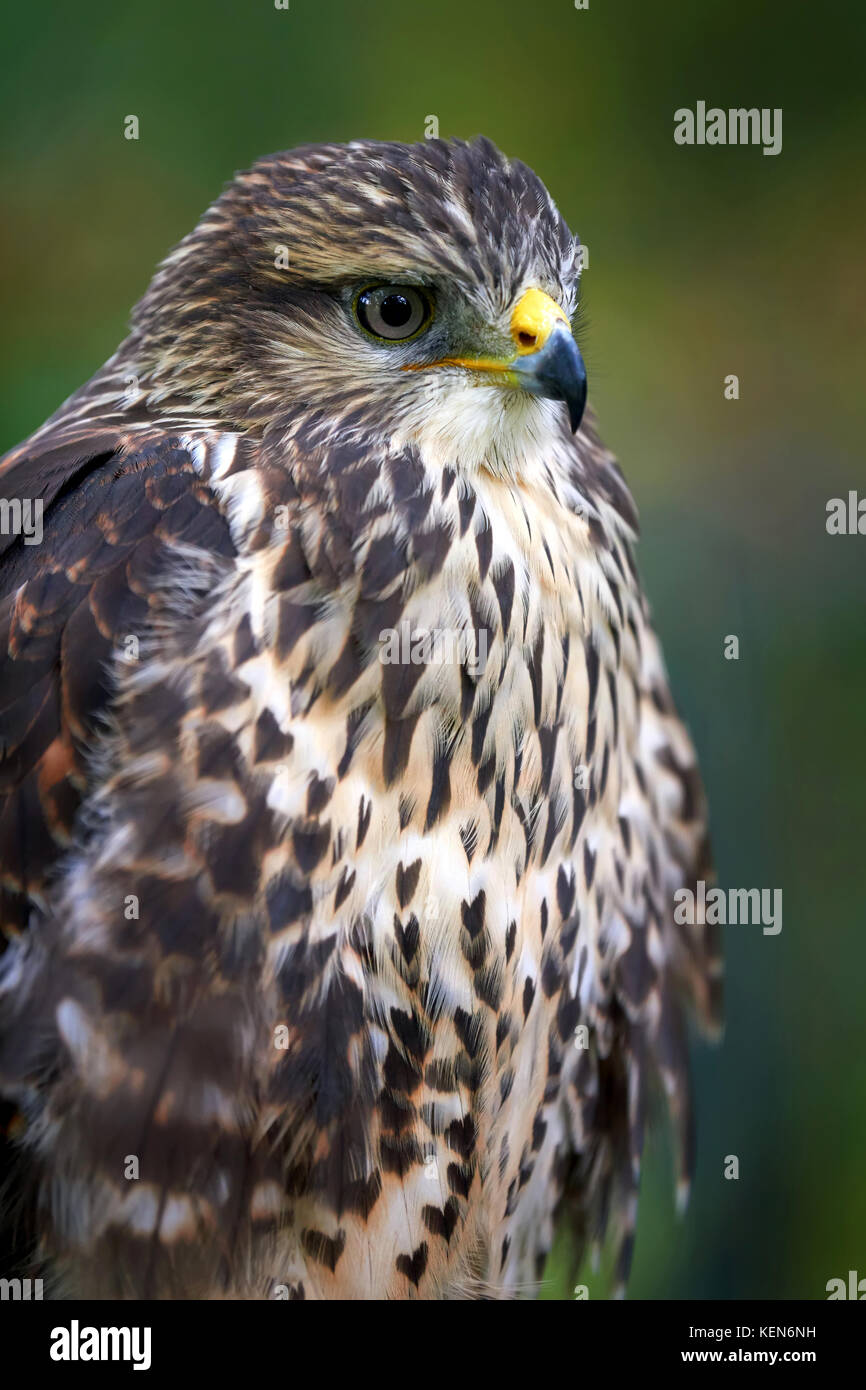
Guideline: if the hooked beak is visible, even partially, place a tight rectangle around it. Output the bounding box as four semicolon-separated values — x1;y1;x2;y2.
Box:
509;319;587;433
507;287;587;434
406;287;587;435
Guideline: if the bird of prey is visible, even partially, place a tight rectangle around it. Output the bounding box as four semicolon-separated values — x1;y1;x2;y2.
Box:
0;137;720;1299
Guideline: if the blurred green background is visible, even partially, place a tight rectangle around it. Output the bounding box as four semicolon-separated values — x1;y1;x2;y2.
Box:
2;0;864;1299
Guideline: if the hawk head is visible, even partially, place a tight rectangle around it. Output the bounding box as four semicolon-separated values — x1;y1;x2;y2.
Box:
131;137;587;476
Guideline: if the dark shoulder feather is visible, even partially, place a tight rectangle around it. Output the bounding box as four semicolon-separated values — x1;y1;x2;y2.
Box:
0;426;236;937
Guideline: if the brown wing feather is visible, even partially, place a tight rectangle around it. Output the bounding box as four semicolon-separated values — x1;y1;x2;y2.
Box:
563;605;721;1291
0;429;236;936
0;424;237;1281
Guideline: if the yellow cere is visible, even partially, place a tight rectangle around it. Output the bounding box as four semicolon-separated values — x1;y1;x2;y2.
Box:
509;288;568;355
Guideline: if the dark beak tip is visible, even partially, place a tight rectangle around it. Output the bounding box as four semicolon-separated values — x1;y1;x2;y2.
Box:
513;322;587;436
567;372;587;435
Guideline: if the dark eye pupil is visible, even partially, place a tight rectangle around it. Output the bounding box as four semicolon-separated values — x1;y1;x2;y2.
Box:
380;294;412;327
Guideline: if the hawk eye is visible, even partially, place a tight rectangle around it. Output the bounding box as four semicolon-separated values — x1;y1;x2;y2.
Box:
354;285;432;341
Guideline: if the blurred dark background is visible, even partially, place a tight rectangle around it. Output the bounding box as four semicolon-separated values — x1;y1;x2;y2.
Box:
2;0;863;1299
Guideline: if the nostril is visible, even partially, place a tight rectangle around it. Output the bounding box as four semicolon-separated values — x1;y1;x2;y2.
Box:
518;331;537;349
